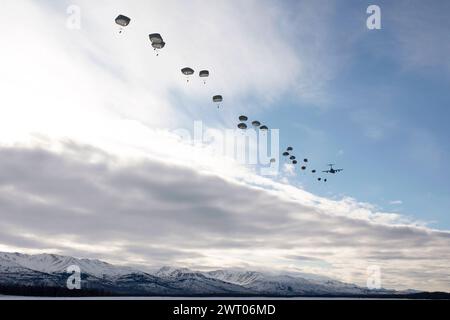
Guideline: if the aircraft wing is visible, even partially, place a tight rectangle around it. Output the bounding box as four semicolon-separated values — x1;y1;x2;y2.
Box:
322;170;330;173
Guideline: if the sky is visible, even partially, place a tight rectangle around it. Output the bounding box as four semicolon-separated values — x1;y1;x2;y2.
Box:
0;0;449;292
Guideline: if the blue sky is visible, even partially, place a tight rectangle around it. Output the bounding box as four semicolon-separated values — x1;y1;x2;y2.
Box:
234;0;450;229
0;0;449;291
176;0;450;228
275;36;450;228
282;0;450;229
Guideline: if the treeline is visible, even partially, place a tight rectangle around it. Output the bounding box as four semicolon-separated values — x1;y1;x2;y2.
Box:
1;284;449;299
0;284;115;297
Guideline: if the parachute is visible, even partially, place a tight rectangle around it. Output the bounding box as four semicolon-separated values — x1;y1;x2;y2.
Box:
304;159;308;163
237;123;247;130
149;33;165;48
312;170;316;173
181;67;195;83
318;178;322;181
199;70;209;77
213;95;223;108
301;166;306;170
270;158;276;163
324;179;327;182
212;95;223;102
283;152;289;157
149;33;165;55
239;115;248;122
115;15;131;34
115;15;131;27
181;67;194;76
292;160;298;165
212;95;223;109
287;147;293;151
260;125;268;131
199;70;209;84
252;121;261;127
290;156;296;160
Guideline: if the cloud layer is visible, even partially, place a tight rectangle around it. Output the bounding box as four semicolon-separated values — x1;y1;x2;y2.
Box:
0;141;448;292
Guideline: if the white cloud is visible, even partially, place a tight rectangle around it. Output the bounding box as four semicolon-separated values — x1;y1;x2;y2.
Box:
282;163;297;177
0;0;346;149
0;140;449;292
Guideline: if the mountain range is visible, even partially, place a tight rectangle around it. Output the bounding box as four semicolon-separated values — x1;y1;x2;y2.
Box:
0;252;447;298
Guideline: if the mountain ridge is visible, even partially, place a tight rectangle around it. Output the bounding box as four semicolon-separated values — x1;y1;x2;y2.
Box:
0;251;438;297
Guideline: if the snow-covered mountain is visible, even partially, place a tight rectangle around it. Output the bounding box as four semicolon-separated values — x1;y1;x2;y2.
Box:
0;252;136;277
205;269;393;296
206;270;264;286
0;251;418;297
